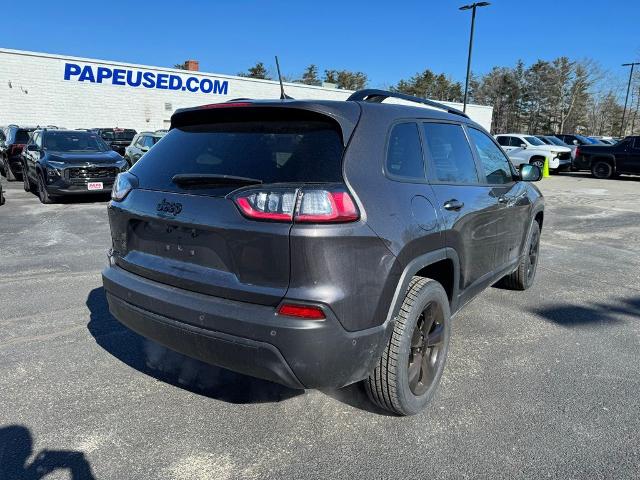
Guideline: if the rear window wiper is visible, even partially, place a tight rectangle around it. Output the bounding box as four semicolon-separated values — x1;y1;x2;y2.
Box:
171;174;263;187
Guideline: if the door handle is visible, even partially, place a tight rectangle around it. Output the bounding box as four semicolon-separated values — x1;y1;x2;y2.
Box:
443;199;464;211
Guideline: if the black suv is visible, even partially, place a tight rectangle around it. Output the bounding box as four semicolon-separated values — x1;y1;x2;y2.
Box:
0;125;36;181
102;90;544;415
573;136;640;178
22;129;129;203
92;128;137;155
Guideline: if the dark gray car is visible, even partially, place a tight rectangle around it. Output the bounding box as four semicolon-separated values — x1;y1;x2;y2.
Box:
102;90;544;415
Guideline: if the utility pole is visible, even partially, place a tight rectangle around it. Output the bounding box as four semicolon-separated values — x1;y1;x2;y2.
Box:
459;2;490;113
620;62;640;136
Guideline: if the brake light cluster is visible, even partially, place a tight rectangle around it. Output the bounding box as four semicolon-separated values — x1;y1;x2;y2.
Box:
233;188;359;224
9;144;24;156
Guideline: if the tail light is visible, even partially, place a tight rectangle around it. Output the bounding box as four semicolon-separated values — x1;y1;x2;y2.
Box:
233;187;359;224
9;144;24;156
574;146;580;158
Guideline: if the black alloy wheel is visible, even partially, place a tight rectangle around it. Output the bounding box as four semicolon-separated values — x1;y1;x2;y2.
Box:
408;301;446;396
37;173;53;204
591;160;613;179
526;223;540;283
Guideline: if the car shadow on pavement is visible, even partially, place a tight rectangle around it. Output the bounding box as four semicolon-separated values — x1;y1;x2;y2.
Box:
530;296;640;327
0;425;95;480
85;287;303;404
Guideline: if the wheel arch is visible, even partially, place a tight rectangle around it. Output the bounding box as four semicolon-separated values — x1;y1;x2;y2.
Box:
591;155;616;166
529;155;547;163
385;248;461;325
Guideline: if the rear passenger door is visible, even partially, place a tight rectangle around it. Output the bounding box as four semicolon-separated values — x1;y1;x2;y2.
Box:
422;121;502;298
466;127;529;270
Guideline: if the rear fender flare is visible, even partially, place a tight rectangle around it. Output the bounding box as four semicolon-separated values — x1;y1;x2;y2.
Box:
384;248;461;326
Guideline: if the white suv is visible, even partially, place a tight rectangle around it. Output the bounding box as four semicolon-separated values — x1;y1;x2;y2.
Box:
495;133;572;171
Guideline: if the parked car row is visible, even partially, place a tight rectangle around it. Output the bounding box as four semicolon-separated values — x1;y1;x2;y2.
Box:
494;132;640;179
495;133;572;172
0;125;166;203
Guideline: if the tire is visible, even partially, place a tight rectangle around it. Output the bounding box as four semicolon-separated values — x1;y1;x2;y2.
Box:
530;158;545;170
37;173;54;204
23;165;32;192
499;220;540;290
591;160;614;179
4;157;17;182
365;277;451;416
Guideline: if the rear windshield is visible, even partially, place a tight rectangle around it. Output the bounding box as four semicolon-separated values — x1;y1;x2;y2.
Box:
100;130;136;141
44;131;110;153
15;130;32;143
131;120;344;193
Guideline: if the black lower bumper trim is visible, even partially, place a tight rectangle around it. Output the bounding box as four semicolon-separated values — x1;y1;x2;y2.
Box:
106;292;305;389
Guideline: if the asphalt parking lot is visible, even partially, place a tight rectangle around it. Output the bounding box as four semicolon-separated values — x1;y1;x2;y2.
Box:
1;173;639;479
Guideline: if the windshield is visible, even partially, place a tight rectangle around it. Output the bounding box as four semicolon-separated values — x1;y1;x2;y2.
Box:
44;131;110;153
132;120;344;195
546;136;568;146
537;136;552;145
524;136;545;146
575;135;594;143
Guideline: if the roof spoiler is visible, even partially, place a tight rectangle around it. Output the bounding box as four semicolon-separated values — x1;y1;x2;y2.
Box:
347;89;469;119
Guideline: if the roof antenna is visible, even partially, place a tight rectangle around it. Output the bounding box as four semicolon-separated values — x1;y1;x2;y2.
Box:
275;56;293;100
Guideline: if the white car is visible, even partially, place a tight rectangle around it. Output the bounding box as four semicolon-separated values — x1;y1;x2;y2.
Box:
495;133;572;171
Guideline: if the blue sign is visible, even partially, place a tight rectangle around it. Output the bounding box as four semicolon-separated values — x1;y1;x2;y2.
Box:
63;62;228;95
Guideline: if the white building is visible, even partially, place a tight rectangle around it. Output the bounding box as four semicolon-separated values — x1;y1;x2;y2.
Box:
0;48;493;132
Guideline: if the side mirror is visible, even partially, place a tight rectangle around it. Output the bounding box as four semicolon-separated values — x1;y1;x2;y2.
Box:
520;164;542;182
27;144;39;151
520;143;527;149
572;140;579;145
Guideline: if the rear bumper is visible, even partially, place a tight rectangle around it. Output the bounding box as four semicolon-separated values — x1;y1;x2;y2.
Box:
102;264;391;389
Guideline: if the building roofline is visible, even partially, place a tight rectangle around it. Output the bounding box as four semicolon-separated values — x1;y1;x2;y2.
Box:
0;47;492;110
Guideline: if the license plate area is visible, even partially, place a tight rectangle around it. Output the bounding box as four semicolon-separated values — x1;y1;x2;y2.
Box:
88;182;103;190
128;220;228;271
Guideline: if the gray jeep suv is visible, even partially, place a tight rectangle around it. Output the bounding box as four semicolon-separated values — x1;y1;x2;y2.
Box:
102;90;544;415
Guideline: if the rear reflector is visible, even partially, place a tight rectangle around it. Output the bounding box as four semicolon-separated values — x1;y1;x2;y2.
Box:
277;304;326;320
233;187;359;224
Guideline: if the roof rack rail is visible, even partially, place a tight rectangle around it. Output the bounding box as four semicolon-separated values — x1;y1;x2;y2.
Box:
347;89;469;119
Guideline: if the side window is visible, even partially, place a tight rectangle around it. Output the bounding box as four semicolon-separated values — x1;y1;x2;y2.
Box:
34;133;42;148
422;123;479;184
468;128;514;185
0;129;5;142
510;136;524;147
496;136;509;146
143;136;155;148
385;122;425;181
632;137;640;150
134;136;144;147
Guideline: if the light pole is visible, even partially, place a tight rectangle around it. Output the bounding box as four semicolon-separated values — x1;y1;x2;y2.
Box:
460;2;490;113
620;62;640;136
